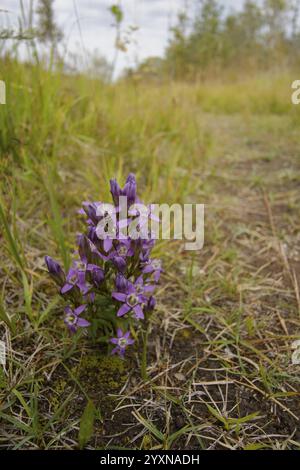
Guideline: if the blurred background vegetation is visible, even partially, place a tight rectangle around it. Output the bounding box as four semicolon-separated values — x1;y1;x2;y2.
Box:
130;0;300;81
2;1;300;81
1;0;299;202
0;0;299;227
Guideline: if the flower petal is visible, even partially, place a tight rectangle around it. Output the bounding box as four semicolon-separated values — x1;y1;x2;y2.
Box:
117;303;131;317
112;292;127;302
144;284;155;293
118;348;126;358
61;283;73;294
66;268;77;281
64;306;73;315
133;304;144;320
142;265;153;274
103;238;113;252
117;328;123;337
113;256;126;271
77;318;90;328
74;304;87;316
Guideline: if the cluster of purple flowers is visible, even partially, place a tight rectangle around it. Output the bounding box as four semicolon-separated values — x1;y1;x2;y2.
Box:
45;174;161;357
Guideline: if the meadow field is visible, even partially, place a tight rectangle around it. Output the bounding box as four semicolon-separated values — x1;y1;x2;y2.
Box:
0;59;300;449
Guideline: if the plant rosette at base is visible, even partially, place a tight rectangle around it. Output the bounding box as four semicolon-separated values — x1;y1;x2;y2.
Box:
45;174;161;358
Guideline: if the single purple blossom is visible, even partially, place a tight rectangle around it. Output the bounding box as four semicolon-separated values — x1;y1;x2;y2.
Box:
109;240;134;272
138;239;155;262
147;296;156;311
110;328;134;357
78;234;104;266
112;278;148;319
45;256;65;287
87;225;98;245
81;201;101;226
134;275;155;295
64;305;90;333
81;203;118;253
115;273;129;292
142;259;163;282
110;179;122;206
123;173;137;206
110;173;137;207
88;264;105;287
61;264;88;295
111;253;126;271
117;240;134;258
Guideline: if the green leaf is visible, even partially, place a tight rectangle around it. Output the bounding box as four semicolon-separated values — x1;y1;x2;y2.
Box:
244;443;268;450
132;411;164;442
206;404;228;427
12;389;31;418
78;400;96;449
167;425;192;448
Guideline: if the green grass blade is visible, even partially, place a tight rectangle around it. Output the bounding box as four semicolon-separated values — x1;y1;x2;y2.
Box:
43;171;70;271
0;195;24;271
78;400;96;450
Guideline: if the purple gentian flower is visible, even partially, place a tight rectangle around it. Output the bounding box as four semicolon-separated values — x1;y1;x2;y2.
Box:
110;253;126;272
138;239;155;262
123;173;137;206
81;201;101;226
82;203;118;253
61;264;88;295
110;173;137;207
61;240;104;295
134;275;155;295
95;222;116;253
117;240;134;258
88;264;104;287
110;328;134;357
142;259;163;282
87;225;98;245
109;240;134;272
64;305;90;333
115;273;129;292
110;179;122;206
78;233;104;266
45;256;65;287
147;296;156;311
112;277;148;319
